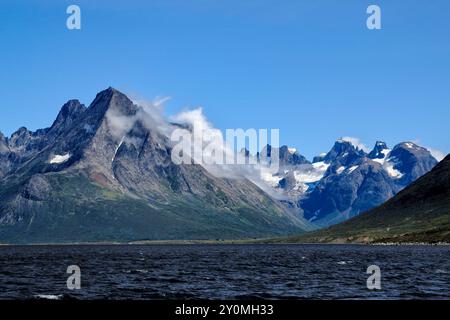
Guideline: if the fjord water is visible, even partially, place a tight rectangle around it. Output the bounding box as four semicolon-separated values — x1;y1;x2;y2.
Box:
0;244;448;300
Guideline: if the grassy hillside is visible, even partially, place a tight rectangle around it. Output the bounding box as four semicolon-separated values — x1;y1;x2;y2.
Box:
0;172;307;244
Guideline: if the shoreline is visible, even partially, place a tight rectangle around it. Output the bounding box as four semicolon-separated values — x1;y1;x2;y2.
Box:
0;240;449;246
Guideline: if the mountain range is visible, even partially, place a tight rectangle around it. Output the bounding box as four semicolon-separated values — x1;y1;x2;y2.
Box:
257;139;438;226
0;88;444;243
269;154;450;243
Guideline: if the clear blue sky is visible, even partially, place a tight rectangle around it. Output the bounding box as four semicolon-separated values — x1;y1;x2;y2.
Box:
1;0;449;160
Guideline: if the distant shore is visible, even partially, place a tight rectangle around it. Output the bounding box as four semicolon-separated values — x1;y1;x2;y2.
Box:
0;240;449;246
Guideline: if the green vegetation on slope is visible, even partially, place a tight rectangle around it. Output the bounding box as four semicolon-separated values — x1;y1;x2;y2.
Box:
0;172;306;244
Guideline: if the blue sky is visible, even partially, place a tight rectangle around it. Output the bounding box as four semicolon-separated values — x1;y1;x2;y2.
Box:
1;0;449;160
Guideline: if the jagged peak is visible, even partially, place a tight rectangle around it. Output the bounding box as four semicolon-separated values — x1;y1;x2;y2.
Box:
88;87;138;119
368;141;389;159
60;99;85;112
336;137;368;152
322;138;366;165
51;99;86;129
375;140;388;148
11;126;30;137
92;87;129;103
331;139;364;154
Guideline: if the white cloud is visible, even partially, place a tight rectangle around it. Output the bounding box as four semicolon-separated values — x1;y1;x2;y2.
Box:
107;99;286;199
106;96;174;141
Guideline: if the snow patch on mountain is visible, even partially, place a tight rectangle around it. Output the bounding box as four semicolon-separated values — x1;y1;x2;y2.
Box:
383;161;403;179
293;168;325;184
372;148;391;164
312;161;330;172
50;154;71;164
336;166;346;175
112;137;125;162
404;142;417;149
348;165;359;173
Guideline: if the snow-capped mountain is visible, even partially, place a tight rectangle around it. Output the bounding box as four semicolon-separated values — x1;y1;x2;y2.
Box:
259;138;439;226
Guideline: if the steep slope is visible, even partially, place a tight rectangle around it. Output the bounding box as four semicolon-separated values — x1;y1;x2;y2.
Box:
0;88;311;244
276;154;450;243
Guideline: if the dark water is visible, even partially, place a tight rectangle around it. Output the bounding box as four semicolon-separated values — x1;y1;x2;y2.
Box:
0;244;448;300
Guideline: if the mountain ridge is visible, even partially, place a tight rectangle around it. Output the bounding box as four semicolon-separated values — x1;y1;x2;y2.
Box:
0;87;443;243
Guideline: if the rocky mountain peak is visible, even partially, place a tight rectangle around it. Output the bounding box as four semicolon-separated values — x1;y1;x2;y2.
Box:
368;141;389;159
388;142;437;184
389;142;432;161
56;99;85;119
12;126;29;135
279;145;310;166
88;87;137;119
323;139;366;164
50;99;86;133
9;127;32;148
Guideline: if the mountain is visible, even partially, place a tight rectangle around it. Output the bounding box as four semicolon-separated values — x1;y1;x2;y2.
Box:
0;87;442;243
258;138;438;227
0;88;311;244
273;154;450;243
